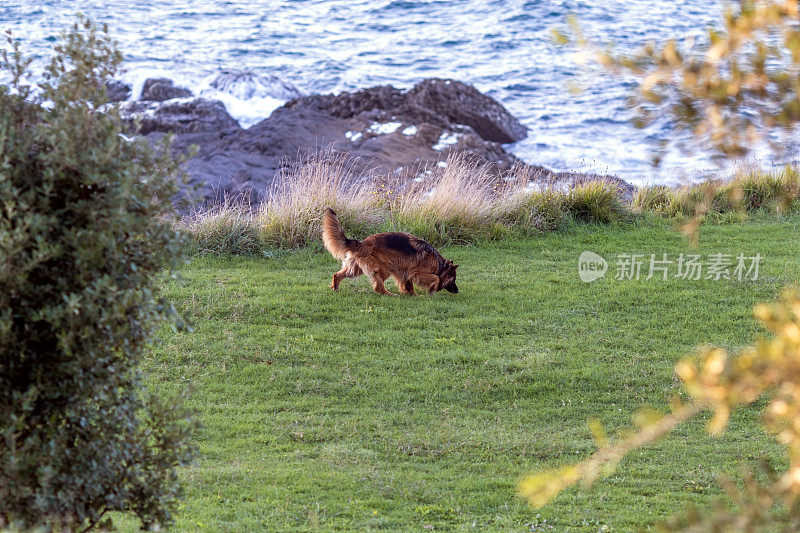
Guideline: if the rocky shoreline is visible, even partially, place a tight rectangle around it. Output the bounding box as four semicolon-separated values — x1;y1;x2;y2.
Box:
115;75;635;207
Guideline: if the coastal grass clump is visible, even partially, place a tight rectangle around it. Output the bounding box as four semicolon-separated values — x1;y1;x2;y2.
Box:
725;166;800;212
498;187;568;234
632;185;673;213
388;157;511;245
182;203;265;255
634;167;800;219
564;180;630;223
178;154;800;257
178;152;630;255
258;150;383;250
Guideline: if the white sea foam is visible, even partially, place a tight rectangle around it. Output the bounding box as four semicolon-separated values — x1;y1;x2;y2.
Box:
116;68;293;129
402;125;417;136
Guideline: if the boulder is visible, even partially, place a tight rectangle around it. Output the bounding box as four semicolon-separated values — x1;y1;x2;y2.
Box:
326;78;527;143
405;79;527;143
209;69;302;100
140;78;193;101
105;80;131;102
121;98;241;136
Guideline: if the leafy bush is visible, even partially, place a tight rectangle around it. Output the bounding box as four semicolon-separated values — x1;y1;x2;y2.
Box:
0;19;194;531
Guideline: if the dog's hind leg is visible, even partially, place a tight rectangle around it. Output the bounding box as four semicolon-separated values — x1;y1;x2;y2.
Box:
331;269;347;290
331;259;362;290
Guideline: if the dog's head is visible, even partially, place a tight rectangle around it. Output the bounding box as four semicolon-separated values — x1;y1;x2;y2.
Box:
437;259;459;293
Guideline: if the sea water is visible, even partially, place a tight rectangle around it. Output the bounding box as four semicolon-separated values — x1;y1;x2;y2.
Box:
3;1;777;185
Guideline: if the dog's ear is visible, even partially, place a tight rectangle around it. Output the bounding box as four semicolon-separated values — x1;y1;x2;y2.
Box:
453;264;459;269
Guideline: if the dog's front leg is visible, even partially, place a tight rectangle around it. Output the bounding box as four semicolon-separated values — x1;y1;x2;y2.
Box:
415;273;440;294
370;272;396;296
404;280;417;296
392;274;416;296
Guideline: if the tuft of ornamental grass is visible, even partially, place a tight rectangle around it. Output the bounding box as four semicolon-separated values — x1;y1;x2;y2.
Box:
633;185;673;213
499;187;568;234
177;159;800;256
180;202;264;255
723;166;800;212
388;155;509;244
564;180;629;223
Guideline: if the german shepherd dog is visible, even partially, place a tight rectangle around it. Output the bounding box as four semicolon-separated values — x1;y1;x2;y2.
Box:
322;209;459;295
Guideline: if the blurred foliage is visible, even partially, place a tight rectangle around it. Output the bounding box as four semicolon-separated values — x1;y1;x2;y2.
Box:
555;0;800;160
0;18;195;531
522;2;800;530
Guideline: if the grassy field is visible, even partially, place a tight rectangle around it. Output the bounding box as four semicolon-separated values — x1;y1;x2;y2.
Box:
135;215;800;531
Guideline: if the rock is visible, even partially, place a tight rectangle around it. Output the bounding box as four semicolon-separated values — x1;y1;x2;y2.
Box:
327;78;527;143
121;98;241;136
105;80;131;102
209;69;302;100
405;79;527;143
123;77;631;208
140;78;193;101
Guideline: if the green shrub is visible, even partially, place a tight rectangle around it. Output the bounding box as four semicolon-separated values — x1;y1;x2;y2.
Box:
0;19;194;531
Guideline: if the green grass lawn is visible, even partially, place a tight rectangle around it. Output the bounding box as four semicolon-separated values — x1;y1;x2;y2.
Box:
137;216;800;531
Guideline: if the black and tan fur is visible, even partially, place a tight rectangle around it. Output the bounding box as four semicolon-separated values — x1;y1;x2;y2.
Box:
322;208;459;295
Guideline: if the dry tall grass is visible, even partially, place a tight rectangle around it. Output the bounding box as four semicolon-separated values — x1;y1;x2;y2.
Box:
178;150;799;255
180;150;620;254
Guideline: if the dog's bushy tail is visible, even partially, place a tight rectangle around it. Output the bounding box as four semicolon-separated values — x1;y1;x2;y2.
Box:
322;208;358;260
